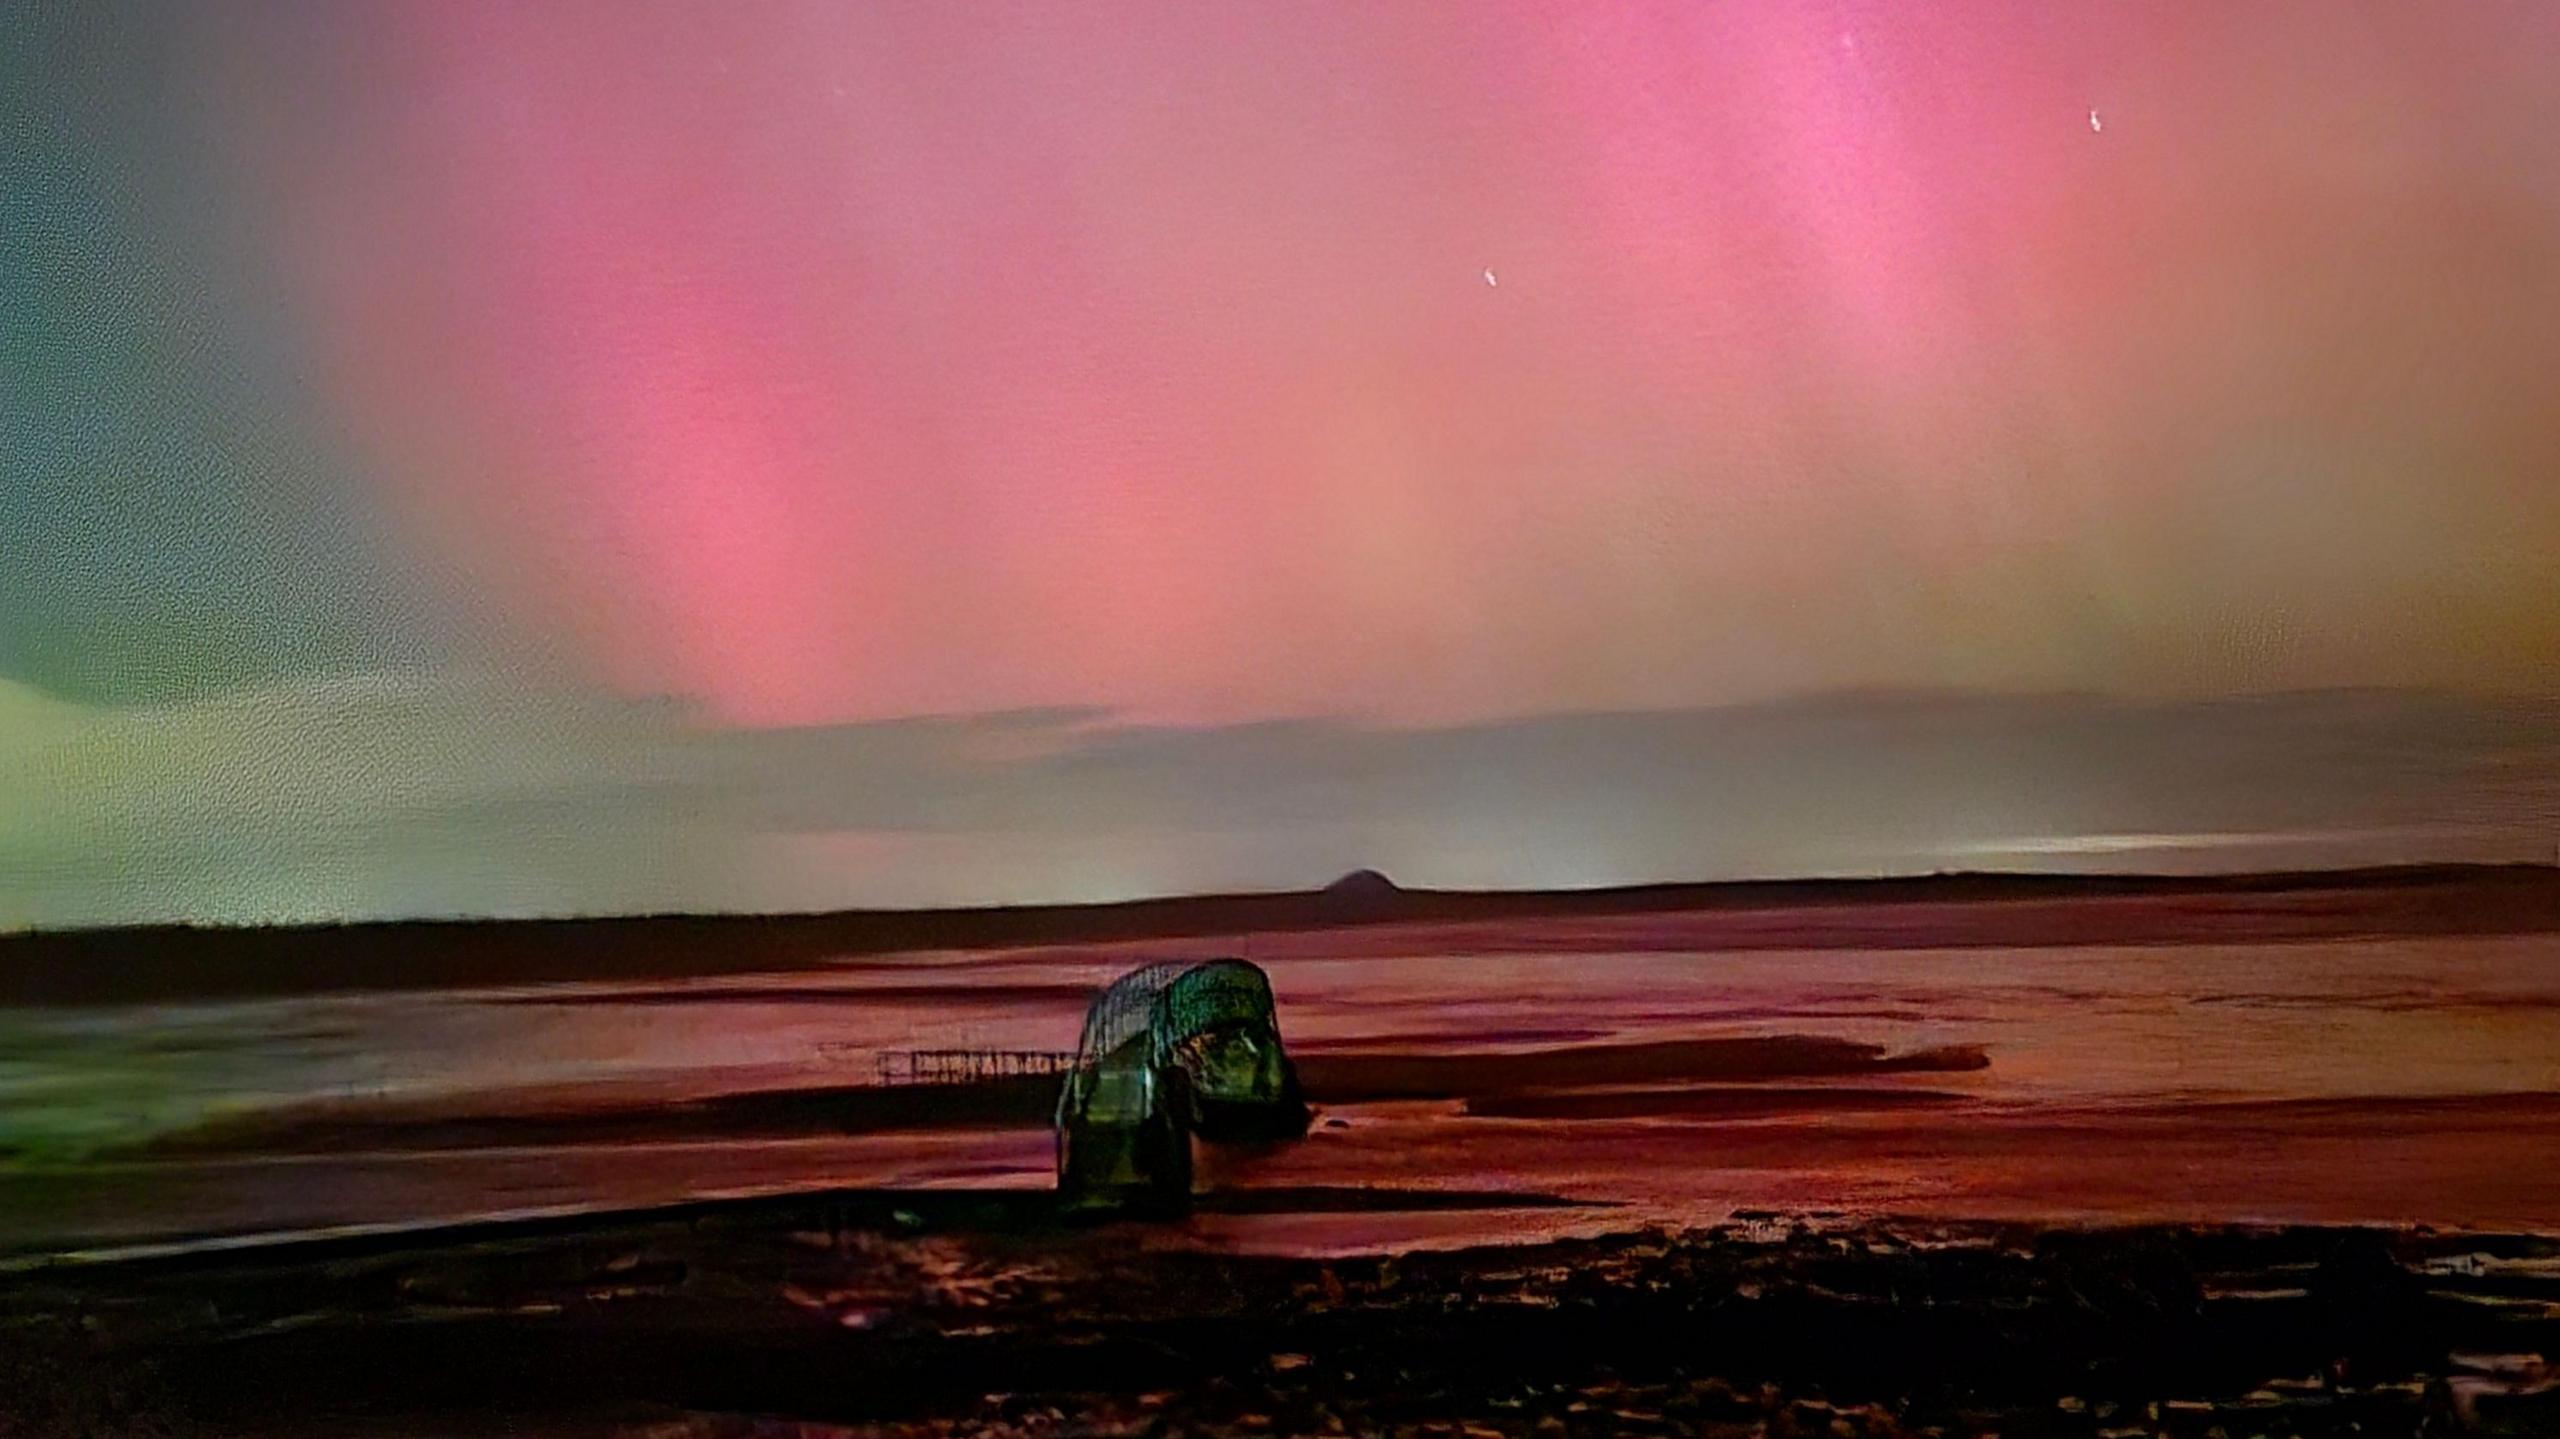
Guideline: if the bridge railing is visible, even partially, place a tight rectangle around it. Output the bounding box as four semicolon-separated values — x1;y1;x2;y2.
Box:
871;1048;1082;1087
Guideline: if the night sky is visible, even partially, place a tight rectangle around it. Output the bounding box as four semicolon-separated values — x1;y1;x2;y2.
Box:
6;2;2558;927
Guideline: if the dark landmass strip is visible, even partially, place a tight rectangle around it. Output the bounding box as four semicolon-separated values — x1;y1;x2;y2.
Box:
1461;1084;1979;1120
5;862;2557;1006
483;980;1110;1009
7;1189;2557;1438
131;1035;1990;1158
0;1185;1604;1274
1289;1025;1615;1052
1295;1036;1991;1102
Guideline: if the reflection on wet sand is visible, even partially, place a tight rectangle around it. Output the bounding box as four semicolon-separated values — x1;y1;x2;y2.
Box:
7;886;2560;1261
116;1035;1985;1158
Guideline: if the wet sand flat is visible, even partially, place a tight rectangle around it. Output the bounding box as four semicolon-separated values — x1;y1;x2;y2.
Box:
124;1035;1990;1158
12;916;2560;1257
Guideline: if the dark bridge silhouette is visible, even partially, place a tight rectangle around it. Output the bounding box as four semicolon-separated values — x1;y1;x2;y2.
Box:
1054;958;1310;1207
871;1048;1080;1086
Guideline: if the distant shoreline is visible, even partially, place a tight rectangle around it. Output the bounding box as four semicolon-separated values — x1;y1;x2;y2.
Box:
5;861;2556;1007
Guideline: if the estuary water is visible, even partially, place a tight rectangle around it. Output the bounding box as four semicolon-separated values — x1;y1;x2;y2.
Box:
7;913;2560;1257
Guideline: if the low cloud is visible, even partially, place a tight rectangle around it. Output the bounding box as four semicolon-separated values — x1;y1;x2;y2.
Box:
6;674;2555;929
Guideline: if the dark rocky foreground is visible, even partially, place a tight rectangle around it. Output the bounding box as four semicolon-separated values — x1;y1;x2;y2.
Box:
6;1191;2560;1437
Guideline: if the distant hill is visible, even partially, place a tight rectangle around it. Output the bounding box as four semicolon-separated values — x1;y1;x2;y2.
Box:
3;863;2557;1007
1317;868;1403;915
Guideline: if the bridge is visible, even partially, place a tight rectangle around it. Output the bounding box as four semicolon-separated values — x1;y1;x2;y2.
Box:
1052;958;1310;1208
871;1049;1080;1086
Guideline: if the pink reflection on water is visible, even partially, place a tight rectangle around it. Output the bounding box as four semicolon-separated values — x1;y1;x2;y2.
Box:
11;927;2560;1256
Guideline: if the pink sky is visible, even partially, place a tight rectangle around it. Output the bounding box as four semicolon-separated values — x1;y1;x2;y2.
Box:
200;0;2560;726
